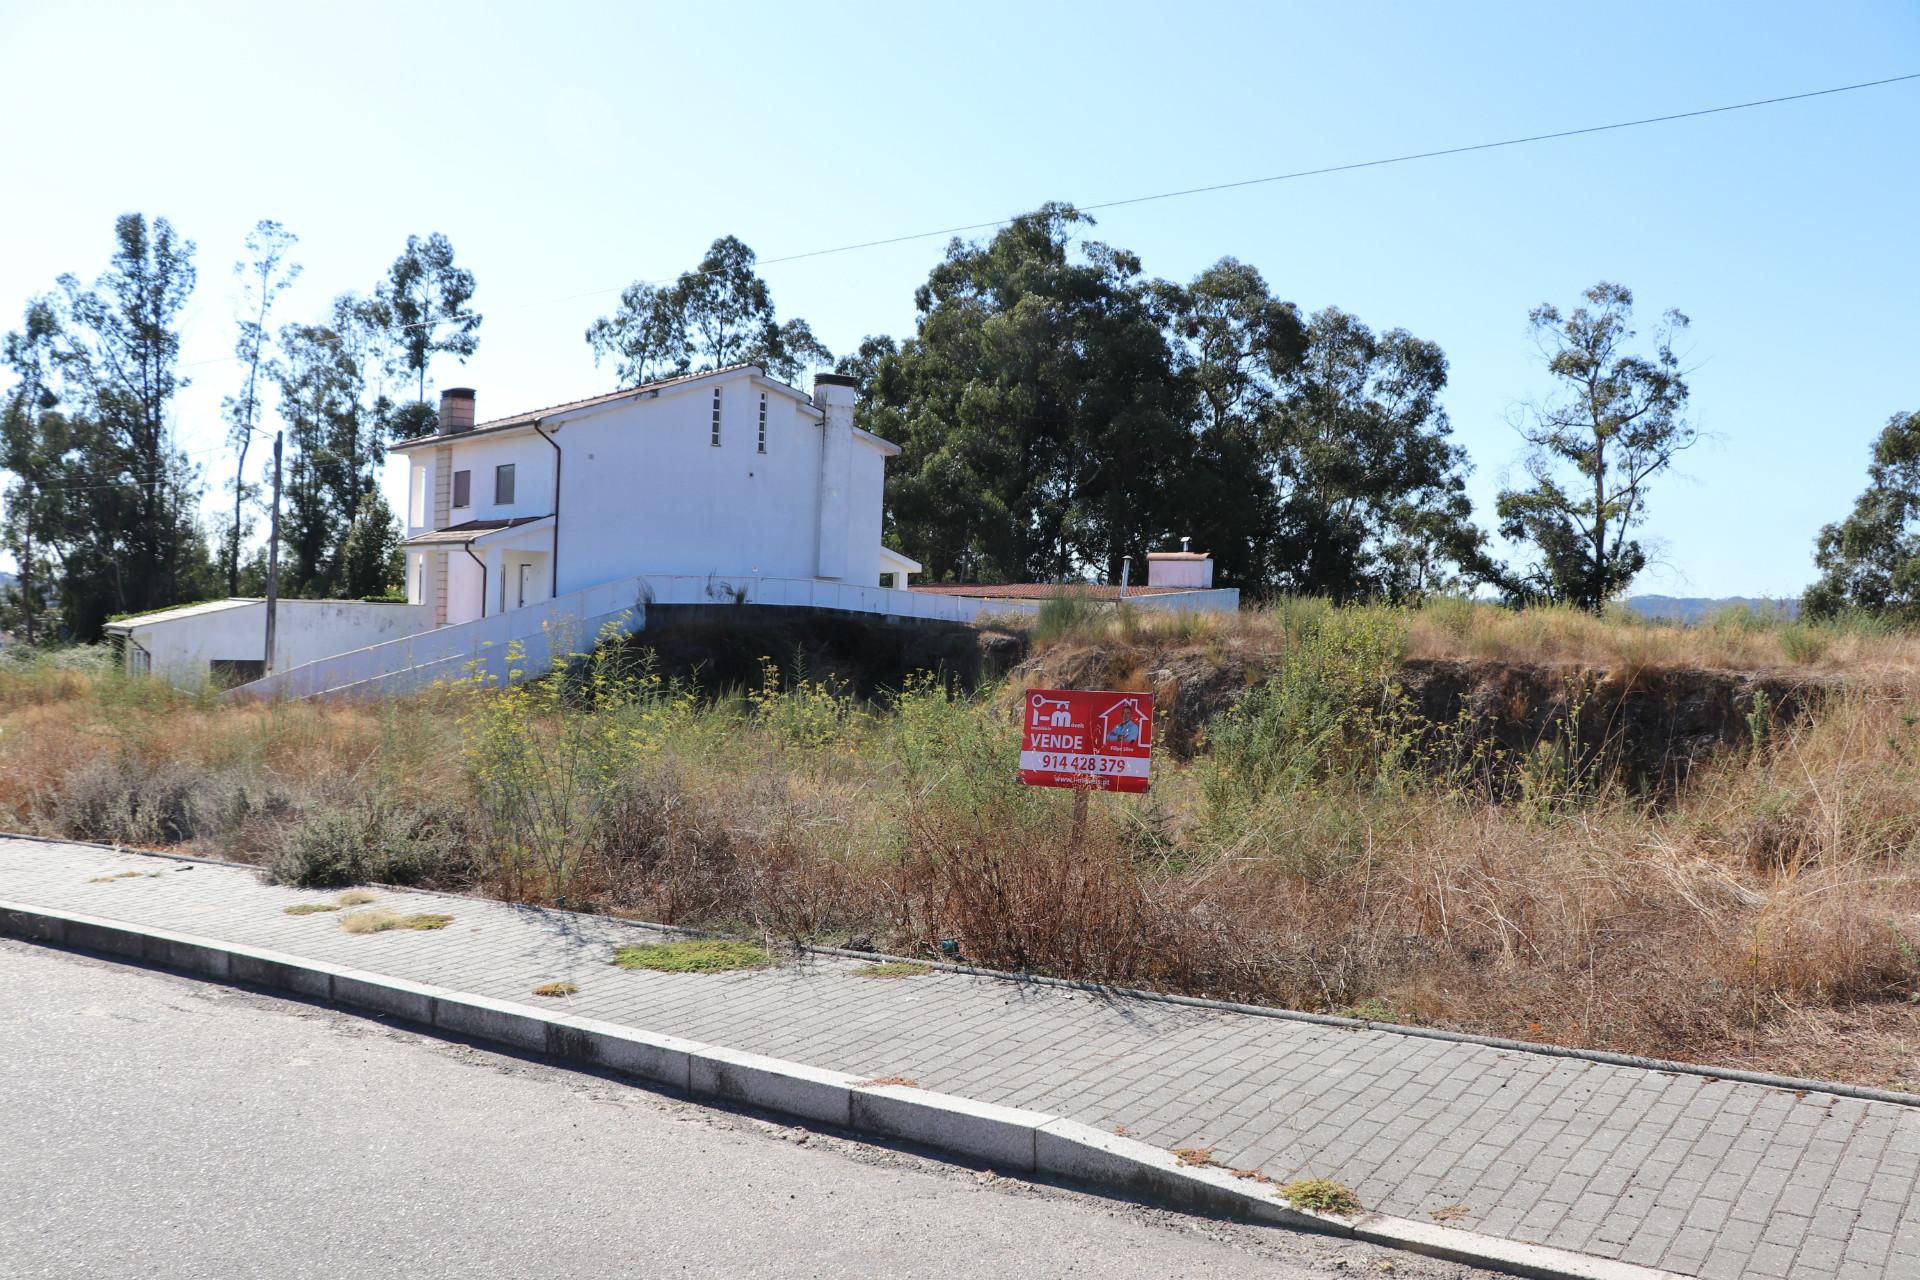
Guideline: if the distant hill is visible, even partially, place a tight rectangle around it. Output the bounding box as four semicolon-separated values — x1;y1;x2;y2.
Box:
1623;595;1799;625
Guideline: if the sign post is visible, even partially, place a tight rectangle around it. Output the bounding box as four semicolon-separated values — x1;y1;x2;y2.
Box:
1019;688;1155;795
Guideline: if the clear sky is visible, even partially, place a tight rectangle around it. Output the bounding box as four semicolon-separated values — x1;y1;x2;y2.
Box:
1;0;1915;598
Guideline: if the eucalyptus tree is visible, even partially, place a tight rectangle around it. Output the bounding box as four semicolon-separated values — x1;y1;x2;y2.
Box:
50;214;216;632
586;235;830;386
222;219;300;594
1803;410;1920;620
381;232;480;403
1495;282;1693;611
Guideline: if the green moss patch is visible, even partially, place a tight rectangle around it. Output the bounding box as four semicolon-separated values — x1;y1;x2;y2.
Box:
611;940;770;973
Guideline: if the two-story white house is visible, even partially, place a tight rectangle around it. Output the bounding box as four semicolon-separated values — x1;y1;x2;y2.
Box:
394;365;915;625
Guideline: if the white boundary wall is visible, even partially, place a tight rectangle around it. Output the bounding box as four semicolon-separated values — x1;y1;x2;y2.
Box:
227;575;1240;702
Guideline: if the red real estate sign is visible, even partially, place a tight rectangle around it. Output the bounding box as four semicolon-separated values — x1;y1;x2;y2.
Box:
1018;688;1154;794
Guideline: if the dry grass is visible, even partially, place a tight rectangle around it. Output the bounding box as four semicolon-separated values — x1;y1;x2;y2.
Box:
282;902;339;915
850;961;932;979
531;981;579;997
339;908;453;934
4;607;1920;1090
1028;594;1920;675
336;889;378;906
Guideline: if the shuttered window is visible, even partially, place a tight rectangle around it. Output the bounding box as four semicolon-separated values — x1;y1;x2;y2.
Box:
711;387;723;446
757;393;767;453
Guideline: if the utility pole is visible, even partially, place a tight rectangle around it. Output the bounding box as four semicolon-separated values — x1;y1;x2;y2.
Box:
263;430;282;674
21;479;34;646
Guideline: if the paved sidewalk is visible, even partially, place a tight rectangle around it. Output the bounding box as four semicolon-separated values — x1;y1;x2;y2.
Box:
5;837;1918;1280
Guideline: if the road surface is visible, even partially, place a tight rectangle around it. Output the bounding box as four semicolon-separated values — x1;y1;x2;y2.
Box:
0;939;1485;1279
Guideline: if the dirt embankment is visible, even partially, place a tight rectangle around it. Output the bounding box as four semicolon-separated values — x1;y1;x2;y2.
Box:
1015;640;1841;787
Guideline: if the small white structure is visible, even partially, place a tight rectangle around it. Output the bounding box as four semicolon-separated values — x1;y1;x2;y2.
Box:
106;598;431;688
1146;545;1214;589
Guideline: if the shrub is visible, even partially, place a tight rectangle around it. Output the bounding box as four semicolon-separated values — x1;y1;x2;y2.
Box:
51;754;250;847
266;795;475;889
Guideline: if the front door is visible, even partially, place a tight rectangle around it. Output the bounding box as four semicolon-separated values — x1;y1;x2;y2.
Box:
517;562;534;609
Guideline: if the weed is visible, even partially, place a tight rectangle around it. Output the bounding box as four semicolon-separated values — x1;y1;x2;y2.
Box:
1276;1178;1362;1216
340;908;454;934
1429;1203;1470;1223
1173;1146;1221;1168
610;939;770;973
336;889;377;906
856;1075;921;1088
282;902;339;915
531;981;579;997
851;962;931;979
87;870;143;882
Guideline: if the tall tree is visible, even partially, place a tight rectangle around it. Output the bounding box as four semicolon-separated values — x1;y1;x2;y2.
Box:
272;321;357;594
1274;308;1490;600
1803;410;1920;620
1495;282;1692;611
859;206;1190;583
381;232;479;403
222;220;300;595
49;214;215;633
1154;261;1301;589
0;299;68;640
587;235;831;386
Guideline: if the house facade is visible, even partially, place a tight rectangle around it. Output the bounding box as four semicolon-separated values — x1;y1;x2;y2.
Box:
394;366;910;626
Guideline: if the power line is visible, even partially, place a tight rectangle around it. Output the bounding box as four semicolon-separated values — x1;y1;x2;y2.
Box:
102;69;1920;376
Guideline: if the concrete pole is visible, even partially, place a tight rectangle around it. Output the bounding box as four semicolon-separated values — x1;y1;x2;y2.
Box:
264;431;282;674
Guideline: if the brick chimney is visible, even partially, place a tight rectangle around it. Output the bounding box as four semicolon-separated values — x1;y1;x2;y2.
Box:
438;387;476;434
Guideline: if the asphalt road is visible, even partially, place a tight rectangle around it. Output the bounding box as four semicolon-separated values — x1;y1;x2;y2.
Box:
0;939;1490;1279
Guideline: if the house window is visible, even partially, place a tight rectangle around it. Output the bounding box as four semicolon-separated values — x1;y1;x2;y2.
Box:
711;387;722;446
452;469;471;508
495;463;515;505
757;393;767;453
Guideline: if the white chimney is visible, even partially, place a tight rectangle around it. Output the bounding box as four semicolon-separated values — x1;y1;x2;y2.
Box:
813;373;858;581
438;387;476;434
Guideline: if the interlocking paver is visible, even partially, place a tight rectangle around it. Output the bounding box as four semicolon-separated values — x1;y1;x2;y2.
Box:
6;835;1919;1280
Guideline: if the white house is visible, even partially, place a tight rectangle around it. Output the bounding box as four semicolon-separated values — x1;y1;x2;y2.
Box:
393;366;910;624
111;364;1238;697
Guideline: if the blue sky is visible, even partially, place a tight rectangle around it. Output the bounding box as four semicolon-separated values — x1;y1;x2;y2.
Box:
0;0;1915;597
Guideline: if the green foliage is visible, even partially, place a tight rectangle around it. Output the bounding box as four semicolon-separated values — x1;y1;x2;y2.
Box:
1276;1178;1362;1216
745;657;857;765
1203;606;1407;805
340;487;403;600
1033;588;1098;645
1804;410;1920;622
266;794;474;889
585;235;829;386
381;231;480;402
1496;282;1693;612
610;939;770;972
462;619;695;897
3;214;217;639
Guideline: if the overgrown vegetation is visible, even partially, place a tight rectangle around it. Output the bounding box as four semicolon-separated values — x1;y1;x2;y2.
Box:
5;600;1920;1089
